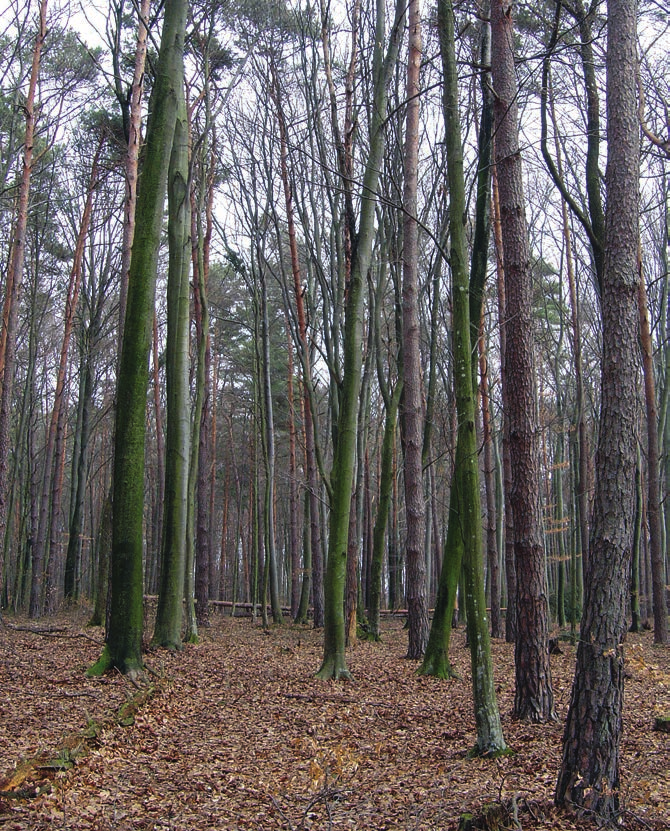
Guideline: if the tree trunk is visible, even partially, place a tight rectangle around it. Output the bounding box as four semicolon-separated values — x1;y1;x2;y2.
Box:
29;135;103;617
90;0;187;677
637;271;668;642
491;166;516;644
401;0;429;661
316;0;404;679
431;0;506;755
153;65;191;650
491;0;555;722
556;0;640;814
0;0;48;610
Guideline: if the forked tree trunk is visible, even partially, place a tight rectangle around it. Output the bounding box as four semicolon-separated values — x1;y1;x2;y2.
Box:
316;0;404;679
431;0;506;755
556;0;640;815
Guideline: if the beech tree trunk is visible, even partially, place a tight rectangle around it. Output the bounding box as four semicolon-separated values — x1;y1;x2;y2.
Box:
316;0;403;679
153;66;191;650
89;0;187;677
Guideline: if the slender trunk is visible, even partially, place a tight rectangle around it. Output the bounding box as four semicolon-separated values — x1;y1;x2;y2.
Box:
480;316;501;638
637;267;668;642
317;0;404;678
0;0;48;608
30;137;102;617
423;0;505;754
491;167;516;644
401;0;429;660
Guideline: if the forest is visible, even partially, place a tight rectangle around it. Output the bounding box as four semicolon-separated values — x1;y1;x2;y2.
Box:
0;0;668;827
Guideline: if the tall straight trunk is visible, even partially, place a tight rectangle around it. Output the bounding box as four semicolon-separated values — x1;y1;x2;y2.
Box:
44;394;68;614
286;316;300;619
368;386;401;640
147;314;165;595
192;131;215;631
259;267;282;626
480;317;501;638
630;447;643;632
90;0;187;676
270;68;323;625
29;137;103;617
117;0;151;349
491;166;516;643
0;0;48;610
420;6;495;674
556;0;640;815
153;67;191;650
637;271;668;642
401;0;429;660
64;341;94;601
491;0;555;722
426;0;505;754
316;0;404;679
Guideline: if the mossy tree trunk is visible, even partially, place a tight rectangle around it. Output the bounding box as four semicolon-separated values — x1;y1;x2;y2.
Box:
90;0;187;676
420;2;494;677
316;0;404;679
422;0;506;757
153;59;191;650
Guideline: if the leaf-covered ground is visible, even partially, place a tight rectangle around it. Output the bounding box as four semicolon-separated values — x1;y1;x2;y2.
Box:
0;612;668;830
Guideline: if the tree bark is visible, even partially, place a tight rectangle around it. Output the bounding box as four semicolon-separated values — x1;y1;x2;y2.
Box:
90;0;187;677
491;0;555;722
0;0;48;611
153;64;191;650
556;0;641;815
401;0;429;660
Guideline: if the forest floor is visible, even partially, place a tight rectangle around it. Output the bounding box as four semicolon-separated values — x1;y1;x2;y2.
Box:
0;611;668;831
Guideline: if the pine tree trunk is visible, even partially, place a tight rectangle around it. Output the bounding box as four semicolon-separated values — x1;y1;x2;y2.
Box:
29;136;102;617
0;0;48;609
492;0;554;721
556;0;640;814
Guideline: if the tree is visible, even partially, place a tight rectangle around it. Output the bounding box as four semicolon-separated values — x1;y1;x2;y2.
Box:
491;0;555;723
316;0;404;679
400;0;429;661
0;0;48;615
152;47;191;650
437;0;506;755
89;0;188;676
555;0;641;816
